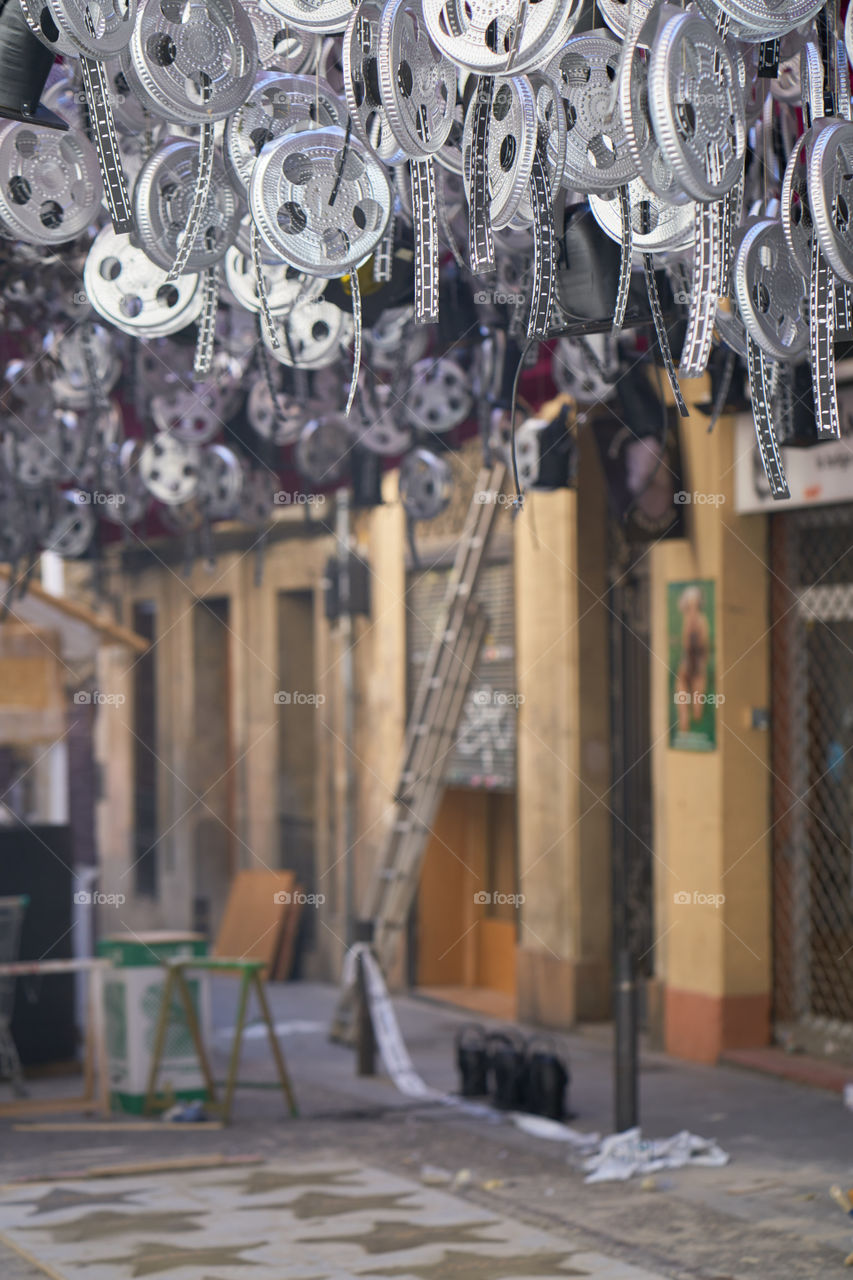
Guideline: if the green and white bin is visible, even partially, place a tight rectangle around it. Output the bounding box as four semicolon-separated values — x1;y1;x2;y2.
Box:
97;932;211;1114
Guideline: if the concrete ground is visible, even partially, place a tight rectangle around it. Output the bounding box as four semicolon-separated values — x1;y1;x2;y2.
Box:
1;981;853;1278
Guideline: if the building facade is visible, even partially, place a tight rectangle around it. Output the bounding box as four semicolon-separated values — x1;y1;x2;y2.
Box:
87;383;853;1066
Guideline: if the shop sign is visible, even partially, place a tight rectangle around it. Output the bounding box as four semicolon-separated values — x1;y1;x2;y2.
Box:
735;400;853;513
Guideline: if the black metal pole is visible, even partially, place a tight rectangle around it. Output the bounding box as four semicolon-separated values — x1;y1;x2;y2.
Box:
354;920;376;1076
610;553;639;1132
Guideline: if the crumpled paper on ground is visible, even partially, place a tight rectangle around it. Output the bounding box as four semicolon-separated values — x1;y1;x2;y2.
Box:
582;1127;730;1183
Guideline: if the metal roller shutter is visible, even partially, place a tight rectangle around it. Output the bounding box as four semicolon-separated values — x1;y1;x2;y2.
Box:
406;559;517;791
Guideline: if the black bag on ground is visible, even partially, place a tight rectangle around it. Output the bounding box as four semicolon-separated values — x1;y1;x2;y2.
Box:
455;1023;488;1097
522;1036;571;1121
486;1029;527;1110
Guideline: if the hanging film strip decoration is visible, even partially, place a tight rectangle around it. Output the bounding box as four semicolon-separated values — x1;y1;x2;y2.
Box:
526;140;555;339
346;267;362;417
803;42;842;439
79;38;134;233
166;118;216;283
638;204;688;418
613;184;632;334
746;336;789;500
680;200;723;378
194;266;220;377
468;76;495;273
810;231;841;439
251;222;281;351
410;157;439;324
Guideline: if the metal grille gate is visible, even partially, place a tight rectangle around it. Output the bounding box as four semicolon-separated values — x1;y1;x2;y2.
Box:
772;504;853;1053
406;559;516;792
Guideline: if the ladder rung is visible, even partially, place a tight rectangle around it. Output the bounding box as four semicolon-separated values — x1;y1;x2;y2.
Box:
353;462;506;977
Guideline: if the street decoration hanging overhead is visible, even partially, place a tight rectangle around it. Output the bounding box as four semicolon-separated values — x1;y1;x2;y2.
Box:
0;0;849;576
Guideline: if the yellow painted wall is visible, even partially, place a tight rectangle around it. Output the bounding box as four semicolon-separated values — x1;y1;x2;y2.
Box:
650;385;771;1057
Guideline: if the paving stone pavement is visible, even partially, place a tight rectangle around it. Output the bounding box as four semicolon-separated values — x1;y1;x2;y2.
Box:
0;1158;672;1280
1;982;852;1278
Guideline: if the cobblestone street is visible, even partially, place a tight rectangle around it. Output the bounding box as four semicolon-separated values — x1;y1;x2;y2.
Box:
2;986;851;1279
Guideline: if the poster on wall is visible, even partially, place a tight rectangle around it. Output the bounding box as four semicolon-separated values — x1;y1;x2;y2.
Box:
667;580;718;752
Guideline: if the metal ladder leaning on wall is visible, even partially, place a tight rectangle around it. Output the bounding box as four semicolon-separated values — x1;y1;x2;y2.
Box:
330;458;508;1042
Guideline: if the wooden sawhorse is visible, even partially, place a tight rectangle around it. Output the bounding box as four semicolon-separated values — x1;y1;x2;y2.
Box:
143;958;298;1124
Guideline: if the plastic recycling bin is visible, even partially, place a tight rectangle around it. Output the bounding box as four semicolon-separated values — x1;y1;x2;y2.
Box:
97;932;210;1114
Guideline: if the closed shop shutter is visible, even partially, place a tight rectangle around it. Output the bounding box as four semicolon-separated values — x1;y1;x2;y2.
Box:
406;559;516;790
772;505;853;1052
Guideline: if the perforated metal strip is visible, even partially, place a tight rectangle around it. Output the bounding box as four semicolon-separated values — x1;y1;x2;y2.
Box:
679;201;721;378
410;157;439;325
772;361;794;443
81;8;133;233
838;39;851;119
836;280;853;331
526;143;555;339
166;119;216;283
746;335;789;499
444;0;464;37
612;183;632;333
504;0;529;75
373;183;396;284
469;76;495;274
719;181;741;297
816;4;838;117
643;253;688;417
758;39;780;77
810;235;840;439
193;265;219;377
80;56;133;233
251;222;281;350
345;265;362;418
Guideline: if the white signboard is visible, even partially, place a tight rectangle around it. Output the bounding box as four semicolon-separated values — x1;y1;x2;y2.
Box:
735;389;853;513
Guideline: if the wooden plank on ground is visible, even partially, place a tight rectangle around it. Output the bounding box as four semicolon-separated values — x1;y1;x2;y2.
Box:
212;870;296;975
272;887;303;982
